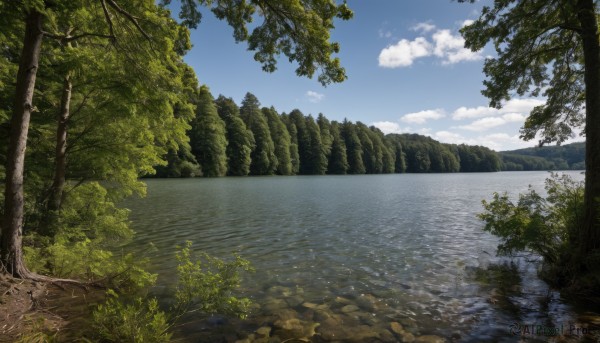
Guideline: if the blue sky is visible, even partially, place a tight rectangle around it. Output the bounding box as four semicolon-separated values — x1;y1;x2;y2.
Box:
182;1;582;151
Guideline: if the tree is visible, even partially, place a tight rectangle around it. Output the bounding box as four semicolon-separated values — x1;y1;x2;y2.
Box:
163;0;353;86
460;0;599;258
317;113;333;161
327;121;349;174
282;114;300;174
386;134;407;173
305;115;328;175
215;96;254;176
263;107;293;175
240;93;276;175
1;0;353;278
341;119;365;174
189;87;228;177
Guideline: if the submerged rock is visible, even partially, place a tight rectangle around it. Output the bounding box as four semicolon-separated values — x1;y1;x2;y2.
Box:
285;295;304;307
273;318;319;340
355;294;378;311
301;302;318;309
400;332;416;343
414;335;445;343
264;298;288;312
334;296;353;305
390;321;404;334
255;326;271;337
341;304;359;313
273;308;300;322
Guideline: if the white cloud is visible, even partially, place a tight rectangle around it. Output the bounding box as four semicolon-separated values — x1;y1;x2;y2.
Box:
461;19;475;28
502;112;526;122
502;98;545;113
411;22;436;33
378;37;432;68
433;131;473;145
371;121;410;134
452;106;497;120
401;109;445;124
432;29;482;65
306;90;324;103
432;131;536;151
458;117;506;131
452;98;545;120
474;133;533;151
378;20;482;68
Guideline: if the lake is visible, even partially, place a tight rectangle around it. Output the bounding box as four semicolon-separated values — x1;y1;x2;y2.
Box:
124;171;599;342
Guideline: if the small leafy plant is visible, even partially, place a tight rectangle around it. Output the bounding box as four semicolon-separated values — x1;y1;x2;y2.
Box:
91;241;252;342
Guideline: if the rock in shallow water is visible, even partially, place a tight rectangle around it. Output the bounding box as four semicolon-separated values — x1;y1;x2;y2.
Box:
255;326;271;337
273;318;319;340
414;334;445;343
390;321;404;334
341;304;359;313
285;295;304;307
400;332;416;343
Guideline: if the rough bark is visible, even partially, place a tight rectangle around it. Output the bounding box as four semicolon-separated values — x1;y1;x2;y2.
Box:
50;71;72;211
578;0;600;257
0;10;44;278
40;73;72;236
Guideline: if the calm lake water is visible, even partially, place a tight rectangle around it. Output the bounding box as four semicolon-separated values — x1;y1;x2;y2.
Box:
124;171;599;342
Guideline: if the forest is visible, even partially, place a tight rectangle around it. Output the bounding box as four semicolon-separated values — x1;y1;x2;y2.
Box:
153;91;585;177
499;142;585;171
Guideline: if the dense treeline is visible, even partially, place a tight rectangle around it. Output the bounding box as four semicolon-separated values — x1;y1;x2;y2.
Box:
155;91;505;176
499;143;585;171
152;88;587;176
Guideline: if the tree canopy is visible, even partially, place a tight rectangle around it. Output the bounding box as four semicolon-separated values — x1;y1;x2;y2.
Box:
461;0;600;278
161;0;353;85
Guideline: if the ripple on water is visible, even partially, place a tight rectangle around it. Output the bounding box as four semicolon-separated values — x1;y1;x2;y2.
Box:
119;172;599;342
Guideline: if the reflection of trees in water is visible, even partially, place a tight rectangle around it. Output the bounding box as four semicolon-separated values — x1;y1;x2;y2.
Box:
466;261;599;343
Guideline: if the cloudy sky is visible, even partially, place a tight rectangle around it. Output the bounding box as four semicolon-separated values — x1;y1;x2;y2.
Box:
182;0;583;151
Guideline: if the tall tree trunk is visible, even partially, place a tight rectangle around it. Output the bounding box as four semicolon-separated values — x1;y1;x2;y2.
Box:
40;73;72;236
578;0;600;258
0;10;44;277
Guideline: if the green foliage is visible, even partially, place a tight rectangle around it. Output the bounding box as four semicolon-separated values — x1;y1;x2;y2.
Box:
162;0;353;85
263;107;293;175
173;241;253;318
189;87;228;177
216;95;255;176
15;317;59;343
23;183;157;289
500;153;558;171
456;143;501;172
500;142;586;171
327;121;348;174
284;118;301;175
460;0;586;145
303;115;328;175
92;242;252;342
479;173;584;265
93;290;171;343
154;148;202;178
241;93;276;175
341;119;365;174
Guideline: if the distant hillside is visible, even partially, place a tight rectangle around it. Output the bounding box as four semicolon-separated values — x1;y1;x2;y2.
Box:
499;142;585;171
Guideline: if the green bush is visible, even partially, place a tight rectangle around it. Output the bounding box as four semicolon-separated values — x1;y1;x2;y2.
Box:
91;241;252;342
479;173;584;284
23;182;157;290
93;290;171;343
